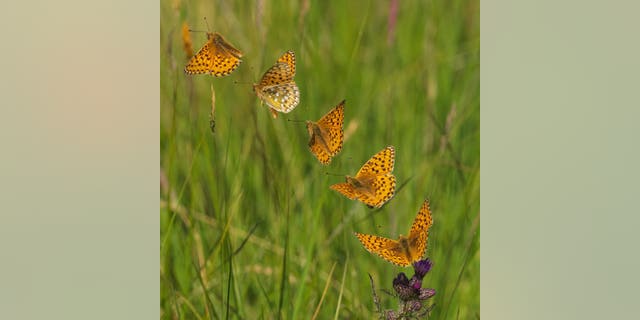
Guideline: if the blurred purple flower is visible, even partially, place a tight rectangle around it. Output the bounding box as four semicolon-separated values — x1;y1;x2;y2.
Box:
409;276;422;290
406;300;422;312
371;258;436;318
393;272;418;301
392;272;409;287
413;258;432;280
385;310;397;320
419;288;436;300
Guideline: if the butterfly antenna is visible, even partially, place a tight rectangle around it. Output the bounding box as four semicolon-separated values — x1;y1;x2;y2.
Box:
286;119;306;123
188;29;208;33
203;17;211;32
324;172;344;177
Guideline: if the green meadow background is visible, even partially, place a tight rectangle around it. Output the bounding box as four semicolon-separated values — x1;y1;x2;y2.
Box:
161;0;478;318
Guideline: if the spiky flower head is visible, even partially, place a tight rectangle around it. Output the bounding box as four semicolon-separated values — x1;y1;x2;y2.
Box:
412;259;432;280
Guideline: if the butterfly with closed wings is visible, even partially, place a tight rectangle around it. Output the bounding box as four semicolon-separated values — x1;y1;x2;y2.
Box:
253;51;300;118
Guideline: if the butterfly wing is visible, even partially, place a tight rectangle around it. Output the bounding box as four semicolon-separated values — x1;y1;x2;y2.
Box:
185;32;243;76
258;62;294;86
207;33;243;77
256;81;300;115
316;100;345;156
213;33;243;59
378;246;411;266
358;173;396;208
356;146;395;178
254;55;300;117
308;101;345;164
407;199;434;261
307;123;332;164
355;233;410;266
185;34;214;75
277;50;296;77
347;146;396;207
330;183;358;200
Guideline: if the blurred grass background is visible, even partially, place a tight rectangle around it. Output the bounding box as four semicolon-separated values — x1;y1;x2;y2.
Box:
161;0;478;318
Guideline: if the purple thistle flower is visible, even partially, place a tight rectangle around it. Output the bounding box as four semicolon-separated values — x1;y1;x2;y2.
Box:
385;310;397;320
409;276;422;290
392;272;409;287
393;272;419;301
406;300;422;312
419;288;436;300
412;259;432;280
371;258;436;318
393;283;418;301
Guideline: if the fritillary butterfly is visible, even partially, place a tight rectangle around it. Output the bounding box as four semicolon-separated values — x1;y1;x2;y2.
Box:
184;32;243;76
306;100;345;164
355;199;434;266
330;146;396;208
253;51;300;118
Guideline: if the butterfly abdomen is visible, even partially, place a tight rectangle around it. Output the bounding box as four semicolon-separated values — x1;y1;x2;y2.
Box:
398;235;419;264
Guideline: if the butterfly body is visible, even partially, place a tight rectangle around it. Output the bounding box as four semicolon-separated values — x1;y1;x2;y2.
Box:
253;51;300;118
397;235;422;262
330;146;396;208
306;101;345;164
307;123;331;153
355;199;434;266
345;175;376;198
184;32;243;76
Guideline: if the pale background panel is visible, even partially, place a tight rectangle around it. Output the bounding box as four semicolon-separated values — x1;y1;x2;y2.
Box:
0;0;158;319
482;1;640;319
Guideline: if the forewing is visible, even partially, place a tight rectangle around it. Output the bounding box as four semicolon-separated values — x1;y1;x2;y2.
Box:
277;50;296;76
379;247;411;266
363;173;396;208
316;100;345;155
308;129;332;164
209;52;241;76
355;233;410;266
356;146;395;178
213;32;243;59
330;183;358;200
259;62;294;86
205;33;243;76
184;38;213;74
408;199;434;259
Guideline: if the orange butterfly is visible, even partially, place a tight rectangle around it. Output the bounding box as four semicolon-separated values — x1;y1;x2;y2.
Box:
330;146;396;208
253;51;300;118
306;100;345;164
184;32;243;76
355;199;434;266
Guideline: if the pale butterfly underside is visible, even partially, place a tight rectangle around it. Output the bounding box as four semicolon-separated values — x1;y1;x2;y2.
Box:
306;100;345;165
355;199;434;266
330;146;396;208
253;50;300;118
184;32;243;76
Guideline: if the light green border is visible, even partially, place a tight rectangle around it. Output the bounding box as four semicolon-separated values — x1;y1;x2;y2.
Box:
0;1;158;319
482;1;640;319
4;0;640;318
